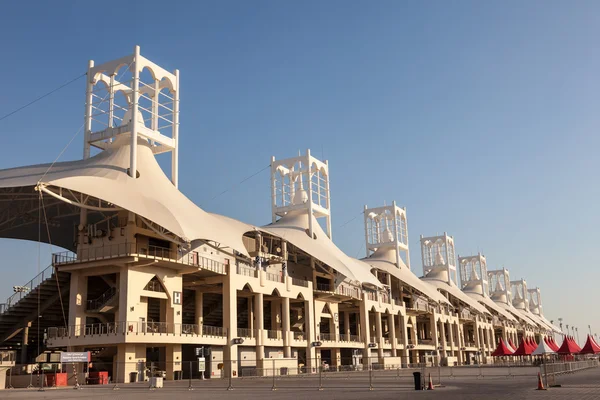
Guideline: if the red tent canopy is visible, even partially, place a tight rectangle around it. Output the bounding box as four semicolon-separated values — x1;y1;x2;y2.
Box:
509;339;517;351
513;338;534;356
549;337;560;351
528;337;538;353
492;339;514;357
579;335;600;355
557;335;581;355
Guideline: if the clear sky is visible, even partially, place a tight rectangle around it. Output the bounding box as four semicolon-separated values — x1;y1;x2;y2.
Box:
0;1;598;341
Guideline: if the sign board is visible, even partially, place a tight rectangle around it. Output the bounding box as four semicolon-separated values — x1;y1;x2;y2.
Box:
198;357;206;372
60;352;90;363
173;291;181;305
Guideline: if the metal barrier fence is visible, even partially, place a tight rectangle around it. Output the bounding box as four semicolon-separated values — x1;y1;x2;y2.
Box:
4;358;598;390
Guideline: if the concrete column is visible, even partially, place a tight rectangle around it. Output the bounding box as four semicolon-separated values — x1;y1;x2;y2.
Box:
388;313;397;354
115;343;144;383
430;313;439;349
359;298;371;363
305;298;317;373
282;297;291;357
344;311;351;340
375;312;383;360
440;320;447;353
254;293;264;361
448;321;455;353
68;271;88;336
223;275;238;377
195;290;203;334
248;296;254;334
400;315;409;361
21;325;30;364
165;344;182;380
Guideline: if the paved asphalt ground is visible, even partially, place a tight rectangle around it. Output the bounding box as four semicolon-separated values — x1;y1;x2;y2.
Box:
2;367;600;399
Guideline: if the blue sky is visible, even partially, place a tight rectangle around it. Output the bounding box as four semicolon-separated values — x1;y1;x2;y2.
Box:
0;1;598;340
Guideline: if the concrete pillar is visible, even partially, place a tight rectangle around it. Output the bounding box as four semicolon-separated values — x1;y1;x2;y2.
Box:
165;344;182;380
254;293;264;361
68;271;88;336
360;299;371;362
344;311;351;340
21;324;30;364
400;315;409;361
430;313;439;349
440;320;447;354
305;298;317;373
282;297;291;357
195;290;203;334
115;343;144;383
223;275;238;377
388;313;397;355
375;312;383;360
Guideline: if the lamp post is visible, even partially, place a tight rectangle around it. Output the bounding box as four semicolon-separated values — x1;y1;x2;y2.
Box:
589;325;592;336
558;318;563;335
575;327;579;345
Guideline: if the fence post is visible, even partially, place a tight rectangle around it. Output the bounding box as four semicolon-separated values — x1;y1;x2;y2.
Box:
7;365;13;389
227;360;233;390
188;361;193;391
271;359;276;391
369;360;373;391
38;365;45;392
318;362;323;391
28;367;34;388
113;361;120;390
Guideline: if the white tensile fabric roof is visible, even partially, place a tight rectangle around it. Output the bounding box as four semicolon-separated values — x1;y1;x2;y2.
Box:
360;248;451;305
495;302;538;328
0;137;253;256
526;311;554;332
261;211;382;288
422;278;490;315
539;316;562;333
465;292;517;322
532;339;555;355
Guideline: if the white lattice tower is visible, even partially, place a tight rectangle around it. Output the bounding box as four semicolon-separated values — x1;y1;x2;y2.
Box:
420;233;457;285
527;287;543;316
488;268;512;305
510;279;529;311
363;201;410;269
271;150;331;238
84;45;180;186
458;253;489;296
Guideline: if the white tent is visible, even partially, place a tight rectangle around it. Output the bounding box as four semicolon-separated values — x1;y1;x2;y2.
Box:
532;339;556;355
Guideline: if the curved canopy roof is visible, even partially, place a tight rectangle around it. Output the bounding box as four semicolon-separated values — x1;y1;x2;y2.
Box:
494;301;537;328
465;292;517;322
579;335;600;355
261;211;382;288
422;278;490;315
360;248;451;305
0;137;252;256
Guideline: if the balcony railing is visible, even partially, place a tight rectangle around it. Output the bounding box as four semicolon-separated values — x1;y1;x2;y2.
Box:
267;330;282;340
237;328;254;338
293;331;306;340
291;277;309;287
47;322;227;339
319;332;335;341
0;350;16;365
407;302;429;312
315;282;333;292
336;284;361;299
0;265;54;315
236;263;258;278
53;243;226;274
365;291;377;301
266;272;283;283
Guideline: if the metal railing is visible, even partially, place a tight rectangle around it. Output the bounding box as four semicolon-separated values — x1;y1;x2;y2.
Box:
315;282;333;292
266;272;283;283
319;332;335;341
0;350;16;365
0;265;55;314
87;286;117;311
542;359;599;376
293;331;306;340
291;277;309;287
336;284;361;299
236;263;258;278
52;243;226;274
267;330;282;340
407;301;429;312
365;291;377;301
47;322;228;339
237;328;254;338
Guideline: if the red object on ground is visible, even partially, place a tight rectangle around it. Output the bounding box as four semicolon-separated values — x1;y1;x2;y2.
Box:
45;372;68;387
536;372;546;390
88;371;109;384
491;339;514;356
579;335;600;355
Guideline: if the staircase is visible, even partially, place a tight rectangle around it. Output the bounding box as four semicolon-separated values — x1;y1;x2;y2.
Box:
0;265;70;356
87;287;118;313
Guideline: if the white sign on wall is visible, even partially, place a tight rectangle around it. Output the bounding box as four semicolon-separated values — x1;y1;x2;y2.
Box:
173;291;181;305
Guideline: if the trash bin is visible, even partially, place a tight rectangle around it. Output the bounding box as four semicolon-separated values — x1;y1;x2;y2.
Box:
174;370;183;380
129;371;138;383
412;372;421;391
